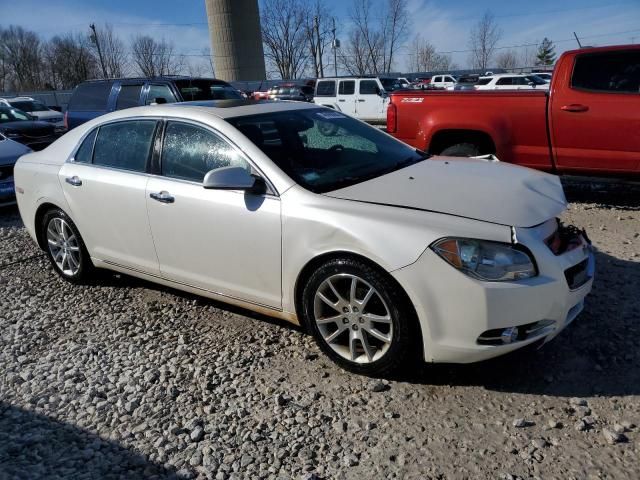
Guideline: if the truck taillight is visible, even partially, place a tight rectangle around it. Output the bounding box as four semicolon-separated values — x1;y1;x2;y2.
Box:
63;111;68;129
386;102;397;133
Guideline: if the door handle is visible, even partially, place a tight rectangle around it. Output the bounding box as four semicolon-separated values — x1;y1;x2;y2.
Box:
357;99;366;102
561;104;589;112
149;191;175;203
338;99;345;102
65;176;82;187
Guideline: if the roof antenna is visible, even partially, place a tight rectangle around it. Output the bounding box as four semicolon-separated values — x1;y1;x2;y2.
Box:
573;32;583;48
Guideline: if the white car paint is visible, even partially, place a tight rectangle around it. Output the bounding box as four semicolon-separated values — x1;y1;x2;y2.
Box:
475;74;550;90
429;75;457;90
0;96;65;130
314;77;389;123
14;102;594;365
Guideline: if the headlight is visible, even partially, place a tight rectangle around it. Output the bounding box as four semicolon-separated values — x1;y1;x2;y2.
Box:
431;238;537;281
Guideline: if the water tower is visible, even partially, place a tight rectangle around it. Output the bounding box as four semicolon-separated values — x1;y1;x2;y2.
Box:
204;0;267;81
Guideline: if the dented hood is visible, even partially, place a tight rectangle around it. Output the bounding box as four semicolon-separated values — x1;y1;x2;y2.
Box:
324;157;567;227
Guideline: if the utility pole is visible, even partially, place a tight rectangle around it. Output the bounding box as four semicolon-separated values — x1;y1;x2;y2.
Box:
90;23;108;78
332;18;338;77
314;16;324;78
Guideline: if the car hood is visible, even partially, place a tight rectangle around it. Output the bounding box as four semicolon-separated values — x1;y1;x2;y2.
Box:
0;137;32;166
324;157;567;227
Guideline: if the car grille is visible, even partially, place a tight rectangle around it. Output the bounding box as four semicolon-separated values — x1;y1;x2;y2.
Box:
565;258;590;290
0;164;13;180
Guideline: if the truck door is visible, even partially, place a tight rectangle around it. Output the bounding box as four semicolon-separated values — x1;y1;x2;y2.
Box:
337;80;356;116
550;49;640;173
356;79;386;122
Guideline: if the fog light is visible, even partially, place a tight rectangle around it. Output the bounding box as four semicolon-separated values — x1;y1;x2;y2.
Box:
501;327;519;344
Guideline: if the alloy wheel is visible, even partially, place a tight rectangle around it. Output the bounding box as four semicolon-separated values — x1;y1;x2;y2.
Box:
313;273;393;363
46;217;81;276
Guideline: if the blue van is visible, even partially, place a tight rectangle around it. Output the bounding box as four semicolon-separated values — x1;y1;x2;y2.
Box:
65;77;243;129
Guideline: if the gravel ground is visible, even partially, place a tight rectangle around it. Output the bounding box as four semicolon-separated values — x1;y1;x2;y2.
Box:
1;180;639;480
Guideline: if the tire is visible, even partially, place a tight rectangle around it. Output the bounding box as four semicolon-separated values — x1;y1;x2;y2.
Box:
41;208;94;283
301;257;420;376
440;143;480;157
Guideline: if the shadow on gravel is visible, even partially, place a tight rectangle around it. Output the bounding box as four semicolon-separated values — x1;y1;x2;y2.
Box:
562;178;640;210
398;247;640;398
0;403;179;479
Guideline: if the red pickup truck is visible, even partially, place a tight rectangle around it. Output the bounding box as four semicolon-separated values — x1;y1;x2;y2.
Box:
387;45;640;176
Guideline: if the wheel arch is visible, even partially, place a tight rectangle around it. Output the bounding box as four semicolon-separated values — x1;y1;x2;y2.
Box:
34;202;65;250
293;250;423;356
428;129;497;156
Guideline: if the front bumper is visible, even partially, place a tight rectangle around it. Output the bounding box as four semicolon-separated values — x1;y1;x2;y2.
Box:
392;222;594;364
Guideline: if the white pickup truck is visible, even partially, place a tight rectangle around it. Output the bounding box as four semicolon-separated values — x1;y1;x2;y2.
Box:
313;77;389;124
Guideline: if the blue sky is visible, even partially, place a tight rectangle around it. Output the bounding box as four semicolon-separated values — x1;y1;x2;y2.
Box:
2;0;639;74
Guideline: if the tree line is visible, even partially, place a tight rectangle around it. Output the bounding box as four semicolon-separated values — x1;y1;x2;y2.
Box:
0;24;209;92
1;1;559;92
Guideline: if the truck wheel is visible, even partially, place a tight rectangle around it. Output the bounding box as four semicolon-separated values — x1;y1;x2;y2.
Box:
440;143;480;157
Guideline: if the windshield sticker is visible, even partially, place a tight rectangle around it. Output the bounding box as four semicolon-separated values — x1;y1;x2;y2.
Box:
301;171;321;181
316;111;347;120
400;97;424;103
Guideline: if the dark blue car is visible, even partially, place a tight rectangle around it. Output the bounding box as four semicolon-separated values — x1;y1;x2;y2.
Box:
0;133;31;206
65;77;243;130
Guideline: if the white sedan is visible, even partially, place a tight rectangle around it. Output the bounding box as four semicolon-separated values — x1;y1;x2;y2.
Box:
14;101;594;375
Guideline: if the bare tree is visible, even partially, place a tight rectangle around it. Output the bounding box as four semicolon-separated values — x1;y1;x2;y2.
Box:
261;0;309;79
89;24;128;78
468;11;501;70
339;29;374;75
381;0;409;72
495;49;518;70
408;34;452;72
519;45;538;69
0;25;44;90
43;34;98;89
131;35;183;77
304;0;335;78
349;0;384;74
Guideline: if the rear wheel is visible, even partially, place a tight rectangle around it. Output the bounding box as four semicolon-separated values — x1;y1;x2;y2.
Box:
302;257;419;376
41;208;93;283
440;143;480;157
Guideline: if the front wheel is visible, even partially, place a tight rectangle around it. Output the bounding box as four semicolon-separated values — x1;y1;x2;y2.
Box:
301;257;419;376
41;208;93;283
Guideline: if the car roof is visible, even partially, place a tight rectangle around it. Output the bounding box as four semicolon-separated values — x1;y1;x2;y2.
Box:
78;76;231;85
88;100;320;123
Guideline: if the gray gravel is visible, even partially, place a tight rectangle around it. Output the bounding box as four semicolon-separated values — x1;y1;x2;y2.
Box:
1;180;639;479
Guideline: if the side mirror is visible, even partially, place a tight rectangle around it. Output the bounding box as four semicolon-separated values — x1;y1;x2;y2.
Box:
152;97;167;105
528;82;535;87
203;166;267;194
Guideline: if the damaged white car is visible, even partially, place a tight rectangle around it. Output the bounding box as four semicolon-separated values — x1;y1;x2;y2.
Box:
14;101;594;375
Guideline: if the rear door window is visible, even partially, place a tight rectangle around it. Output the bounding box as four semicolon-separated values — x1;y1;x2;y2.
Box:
572;50;640;93
93;120;157;172
116;85;143;110
359;80;379;94
316;80;336;96
68;82;113;111
496;77;513;85
338;80;355;95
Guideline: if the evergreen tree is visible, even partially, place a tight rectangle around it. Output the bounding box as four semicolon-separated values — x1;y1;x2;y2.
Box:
536;37;556;66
